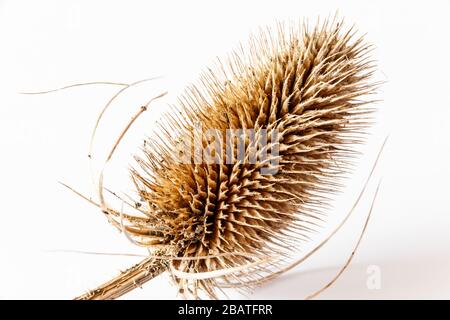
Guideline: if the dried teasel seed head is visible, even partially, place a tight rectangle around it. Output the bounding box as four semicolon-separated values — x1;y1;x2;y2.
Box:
77;17;380;300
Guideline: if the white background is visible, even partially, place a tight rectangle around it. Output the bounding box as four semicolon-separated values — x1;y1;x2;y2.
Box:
0;0;449;299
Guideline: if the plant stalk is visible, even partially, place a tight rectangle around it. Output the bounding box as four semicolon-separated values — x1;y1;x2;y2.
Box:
74;255;167;300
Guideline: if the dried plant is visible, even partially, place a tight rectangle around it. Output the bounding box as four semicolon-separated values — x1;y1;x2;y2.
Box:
43;17;381;299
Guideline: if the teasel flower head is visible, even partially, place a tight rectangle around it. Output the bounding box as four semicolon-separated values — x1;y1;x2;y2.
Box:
75;17;380;300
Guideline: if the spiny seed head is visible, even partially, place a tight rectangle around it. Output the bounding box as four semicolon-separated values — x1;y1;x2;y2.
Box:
122;19;377;298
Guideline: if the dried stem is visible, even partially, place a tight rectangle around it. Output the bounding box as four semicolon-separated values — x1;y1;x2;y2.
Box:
75;251;168;300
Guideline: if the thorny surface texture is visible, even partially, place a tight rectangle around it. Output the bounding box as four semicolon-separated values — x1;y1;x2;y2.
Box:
103;20;378;299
